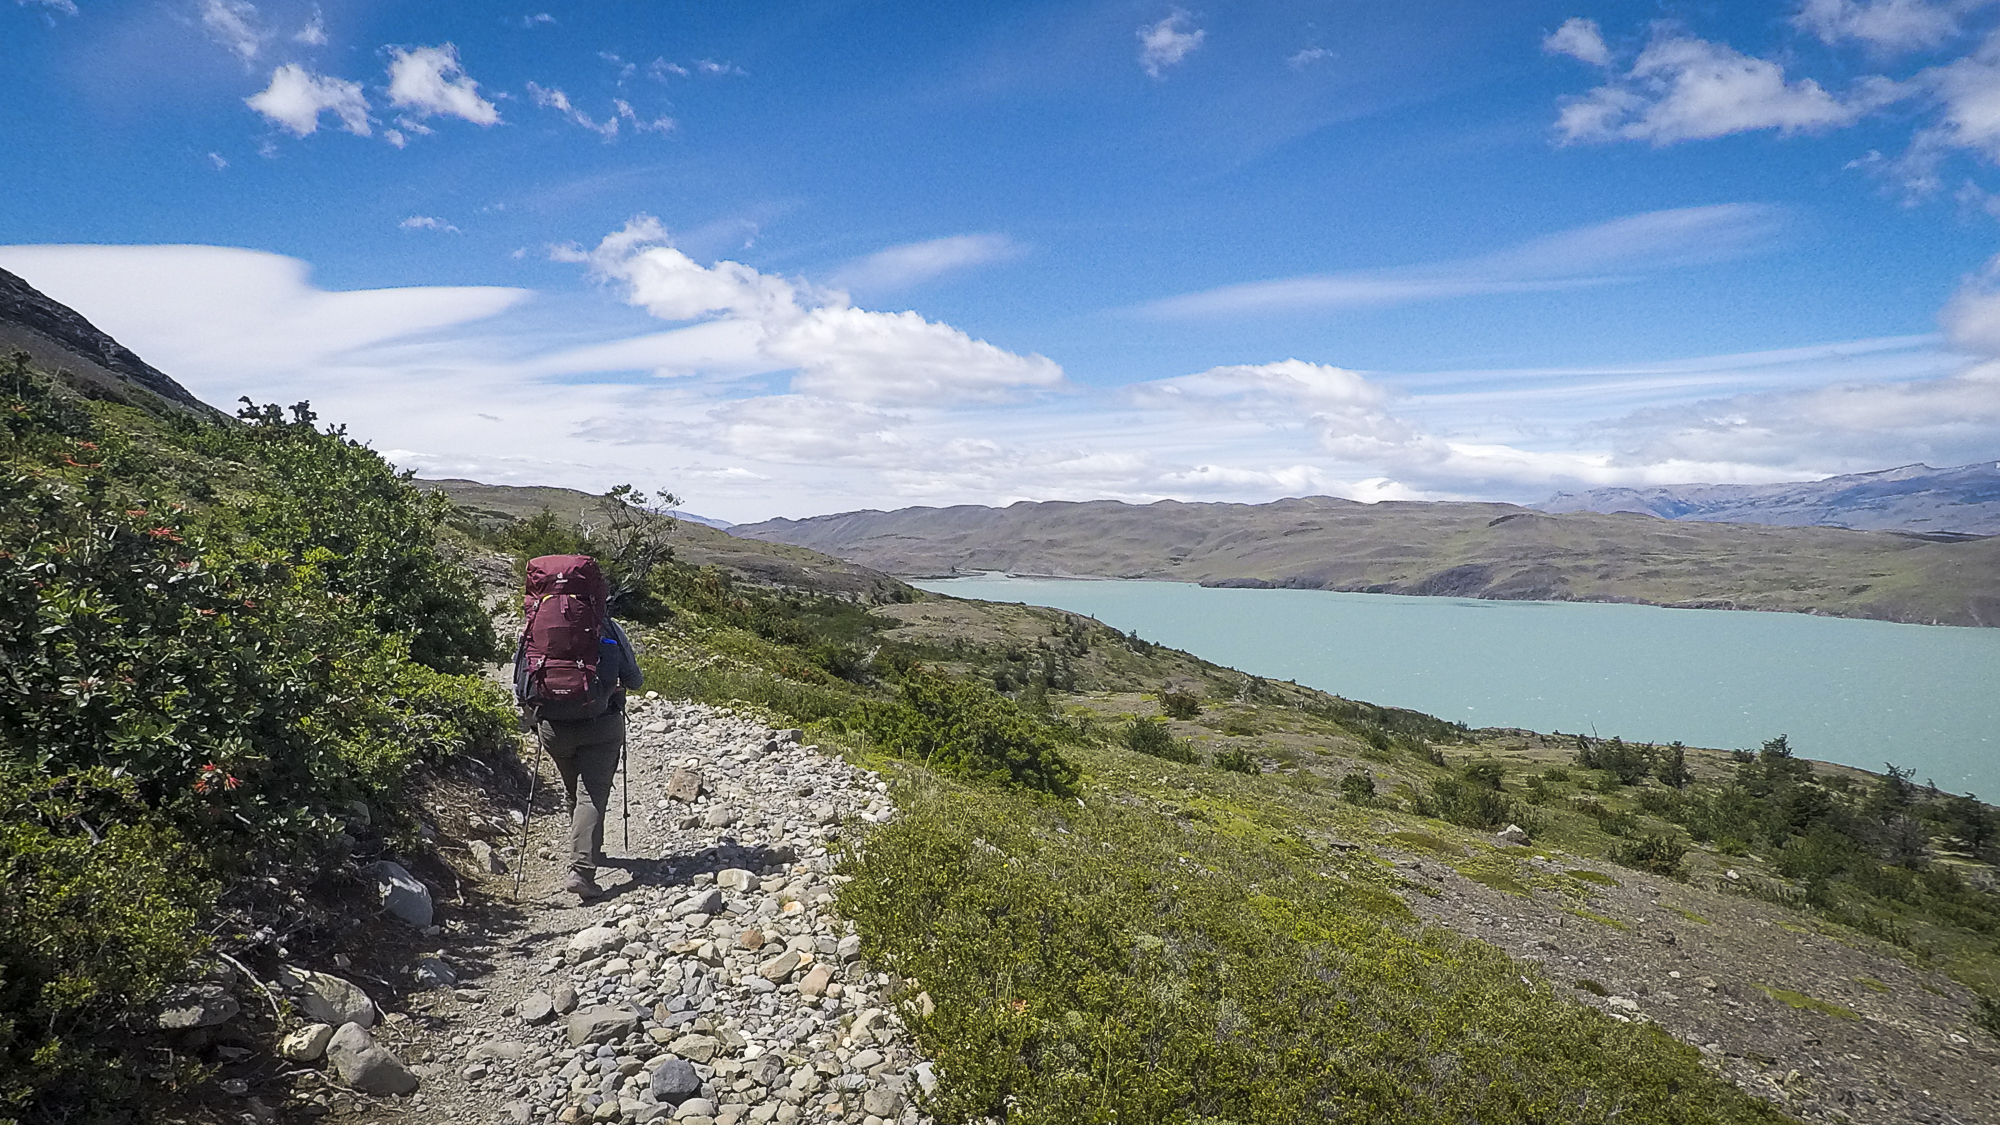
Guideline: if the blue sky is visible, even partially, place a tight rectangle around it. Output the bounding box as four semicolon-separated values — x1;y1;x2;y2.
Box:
4;0;2000;521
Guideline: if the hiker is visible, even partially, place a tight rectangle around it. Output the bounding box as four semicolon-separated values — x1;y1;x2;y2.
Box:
513;554;643;901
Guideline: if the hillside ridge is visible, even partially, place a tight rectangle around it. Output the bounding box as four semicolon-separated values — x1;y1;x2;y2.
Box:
1540;461;2000;536
0;265;218;416
730;495;2000;627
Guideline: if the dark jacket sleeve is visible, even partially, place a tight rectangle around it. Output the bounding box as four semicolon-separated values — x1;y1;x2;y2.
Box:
607;619;644;691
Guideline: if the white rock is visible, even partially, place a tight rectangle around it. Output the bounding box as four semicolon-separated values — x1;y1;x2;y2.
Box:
279;1023;335;1062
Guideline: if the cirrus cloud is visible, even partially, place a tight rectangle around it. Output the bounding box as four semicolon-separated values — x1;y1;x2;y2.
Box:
1141;204;1783;318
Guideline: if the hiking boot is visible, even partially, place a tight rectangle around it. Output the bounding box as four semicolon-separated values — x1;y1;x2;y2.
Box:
563;869;602;900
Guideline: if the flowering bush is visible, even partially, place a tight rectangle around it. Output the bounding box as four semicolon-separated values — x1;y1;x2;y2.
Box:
0;363;512;1119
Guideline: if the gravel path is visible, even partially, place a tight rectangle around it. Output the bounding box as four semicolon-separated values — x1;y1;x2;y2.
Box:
353;696;937;1125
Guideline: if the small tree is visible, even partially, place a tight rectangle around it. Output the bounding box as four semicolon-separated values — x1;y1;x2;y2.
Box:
581;484;683;604
1658;742;1693;789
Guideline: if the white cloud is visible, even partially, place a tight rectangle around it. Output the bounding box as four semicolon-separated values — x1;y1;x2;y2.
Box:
1138;10;1204;79
0;243;528;390
1598;367;2000;471
1287;46;1331;69
399;215;459;233
1794;0;1982;52
387;44;500;127
1556;31;1898;144
1544;17;1612;67
245;64;370;137
207;151;227;170
1920;35;2000;160
201;0;265;62
521;13;555;29
563;217;1066;405
651;59;691;79
527;82;616;138
1942;254;2000;352
832;234;1023;292
526;83;673;139
1143;204;1782;317
2;241;1986;522
695;59;745;76
18;0;79;16
293;5;327;46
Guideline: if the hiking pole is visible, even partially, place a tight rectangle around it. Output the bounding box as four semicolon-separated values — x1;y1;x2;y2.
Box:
514;725;547;901
620;729;630;853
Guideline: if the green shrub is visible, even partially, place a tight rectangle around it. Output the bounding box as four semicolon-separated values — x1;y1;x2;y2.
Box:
1339;771;1376;805
0;770;215;1115
857;668;1079;794
1122;719;1197;765
1460;758;1507;790
1975;994;2000;1043
1610;833;1689;879
1213;748;1257;775
1576;736;1652;786
213;400;498;673
1159;690;1203;720
0;372;517;1119
1424;777;1520;831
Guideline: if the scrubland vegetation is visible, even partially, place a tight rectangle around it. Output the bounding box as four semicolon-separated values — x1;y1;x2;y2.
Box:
0;362;511;1120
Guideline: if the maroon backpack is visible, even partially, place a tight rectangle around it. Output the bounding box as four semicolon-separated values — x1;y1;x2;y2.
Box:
515;555;618;722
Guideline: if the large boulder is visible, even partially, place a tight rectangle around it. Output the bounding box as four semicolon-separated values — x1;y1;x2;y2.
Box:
567;1005;641;1047
370;861;434;928
276;966;376;1028
326;1022;418;1096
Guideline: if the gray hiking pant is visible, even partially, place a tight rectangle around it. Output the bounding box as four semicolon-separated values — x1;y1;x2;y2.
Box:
537;710;624;874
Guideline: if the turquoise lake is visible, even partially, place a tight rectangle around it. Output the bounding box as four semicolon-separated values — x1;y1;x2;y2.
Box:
909;576;2000;799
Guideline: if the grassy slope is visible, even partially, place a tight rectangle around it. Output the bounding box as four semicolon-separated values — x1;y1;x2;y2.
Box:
731;496;2000;626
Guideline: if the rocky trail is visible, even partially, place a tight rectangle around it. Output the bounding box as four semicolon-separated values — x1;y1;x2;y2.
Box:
273;695;936;1125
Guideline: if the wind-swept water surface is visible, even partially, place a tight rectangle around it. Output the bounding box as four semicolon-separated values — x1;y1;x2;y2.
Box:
911;577;2000;799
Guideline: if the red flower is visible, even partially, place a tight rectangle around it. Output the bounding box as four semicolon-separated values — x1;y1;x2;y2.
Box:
145;527;182;542
194;763;241;794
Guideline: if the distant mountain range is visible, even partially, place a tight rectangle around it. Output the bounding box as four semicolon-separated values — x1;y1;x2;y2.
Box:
1539;462;2000;537
0;266;216;417
733;496;2000;627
